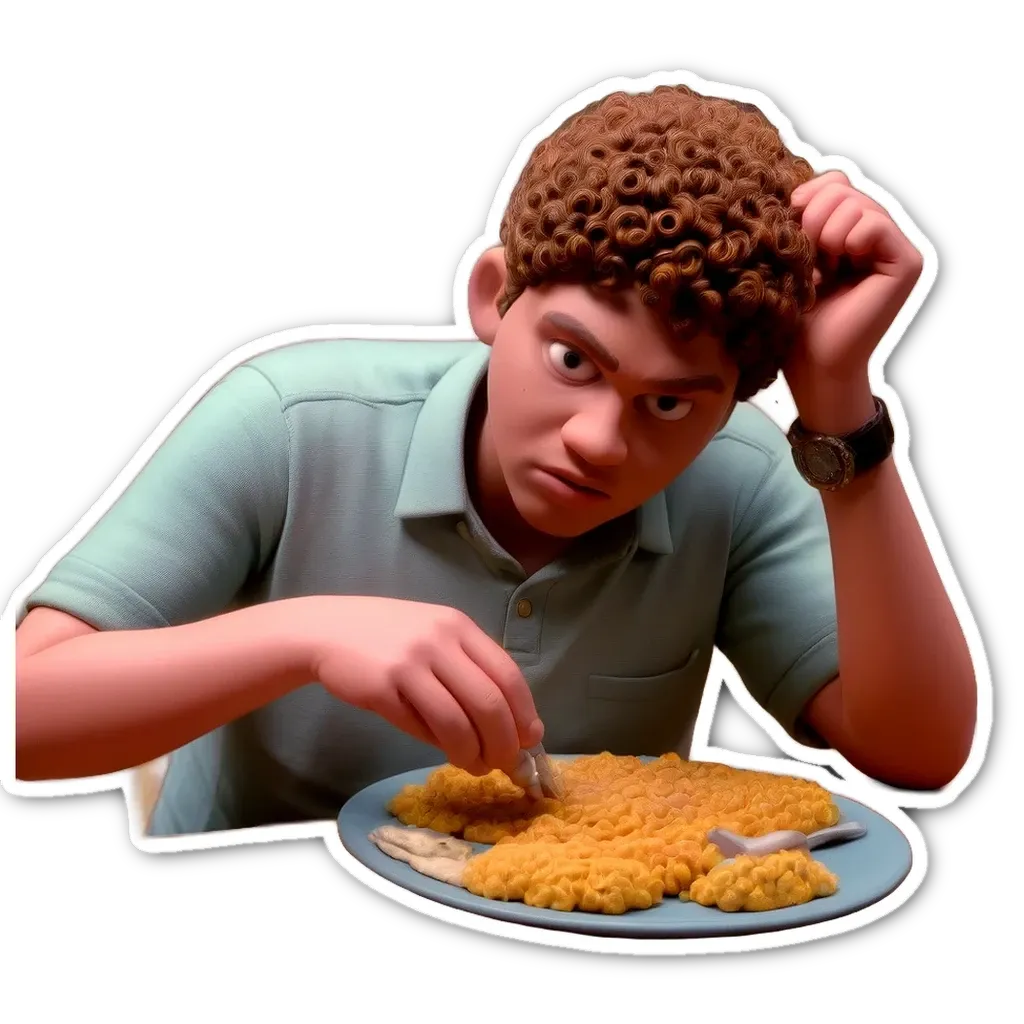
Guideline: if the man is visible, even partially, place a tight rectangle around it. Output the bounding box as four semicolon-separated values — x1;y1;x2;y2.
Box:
14;83;977;836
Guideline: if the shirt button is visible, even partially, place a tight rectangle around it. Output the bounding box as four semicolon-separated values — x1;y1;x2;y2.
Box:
516;599;532;618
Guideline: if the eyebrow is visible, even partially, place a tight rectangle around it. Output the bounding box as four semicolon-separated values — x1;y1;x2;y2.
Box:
540;311;727;395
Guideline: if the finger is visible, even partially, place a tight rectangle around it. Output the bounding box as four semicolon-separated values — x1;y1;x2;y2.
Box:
396;664;483;771
459;627;544;748
374;688;441;749
795;175;890;224
362;664;491;773
845;210;906;264
797;183;854;247
790;170;850;209
818;197;866;257
432;644;522;775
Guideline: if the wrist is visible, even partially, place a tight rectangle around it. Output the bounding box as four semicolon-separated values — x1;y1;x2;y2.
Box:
786;368;875;435
266;596;335;682
787;387;894;492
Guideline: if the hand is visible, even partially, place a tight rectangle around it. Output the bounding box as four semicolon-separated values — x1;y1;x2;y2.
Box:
295;596;543;777
785;170;924;430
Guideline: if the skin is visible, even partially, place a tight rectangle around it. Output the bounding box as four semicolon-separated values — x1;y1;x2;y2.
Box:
464;170;976;790
465;255;739;575
15;170;977;794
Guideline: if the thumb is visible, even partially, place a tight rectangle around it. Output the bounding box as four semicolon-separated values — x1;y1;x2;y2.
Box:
522;715;545;749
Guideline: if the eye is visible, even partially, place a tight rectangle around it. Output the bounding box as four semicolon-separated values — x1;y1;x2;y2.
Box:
644;394;694;421
547;341;599;382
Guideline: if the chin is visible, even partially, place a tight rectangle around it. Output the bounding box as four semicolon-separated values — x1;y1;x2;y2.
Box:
510;490;605;539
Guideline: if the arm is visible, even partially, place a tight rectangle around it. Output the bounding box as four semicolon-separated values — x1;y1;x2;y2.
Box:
786;171;977;789
15;362;292;779
794;376;976;789
16;603;313;780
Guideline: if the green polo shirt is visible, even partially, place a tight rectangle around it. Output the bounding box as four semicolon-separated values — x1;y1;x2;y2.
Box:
24;337;839;835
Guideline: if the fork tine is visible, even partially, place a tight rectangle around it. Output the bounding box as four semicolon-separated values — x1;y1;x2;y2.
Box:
512;748;544;799
529;744;565;800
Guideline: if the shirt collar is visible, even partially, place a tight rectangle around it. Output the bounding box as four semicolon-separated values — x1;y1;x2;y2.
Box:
393;343;674;555
393;342;488;519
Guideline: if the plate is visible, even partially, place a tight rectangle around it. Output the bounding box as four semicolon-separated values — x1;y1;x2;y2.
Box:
337;757;913;939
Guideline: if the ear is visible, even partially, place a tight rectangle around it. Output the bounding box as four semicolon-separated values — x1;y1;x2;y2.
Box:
467;246;507;346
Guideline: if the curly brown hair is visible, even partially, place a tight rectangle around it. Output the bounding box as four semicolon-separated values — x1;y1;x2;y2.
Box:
498;84;817;400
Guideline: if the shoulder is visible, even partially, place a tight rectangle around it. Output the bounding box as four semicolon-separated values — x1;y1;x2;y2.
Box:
657;400;826;555
709;401;792;467
666;402;793;512
237;337;485;410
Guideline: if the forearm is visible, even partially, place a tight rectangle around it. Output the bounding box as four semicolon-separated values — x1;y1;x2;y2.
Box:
16;599;315;780
797;377;977;783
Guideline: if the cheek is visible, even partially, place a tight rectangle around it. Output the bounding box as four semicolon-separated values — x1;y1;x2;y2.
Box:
494;353;558;425
487;354;547;459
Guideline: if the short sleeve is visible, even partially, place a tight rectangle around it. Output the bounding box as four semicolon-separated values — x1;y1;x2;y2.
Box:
23;363;290;631
714;449;839;747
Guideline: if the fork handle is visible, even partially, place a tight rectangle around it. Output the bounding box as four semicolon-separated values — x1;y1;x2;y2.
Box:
806;821;867;849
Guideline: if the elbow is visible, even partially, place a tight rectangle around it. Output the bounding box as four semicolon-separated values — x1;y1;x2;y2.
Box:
14;670;46;781
890;746;971;792
859;712;976;792
14;721;58;782
837;673;978;792
14;715;61;782
14;659;76;782
15;751;52;783
922;716;976;790
847;749;974;794
907;677;979;790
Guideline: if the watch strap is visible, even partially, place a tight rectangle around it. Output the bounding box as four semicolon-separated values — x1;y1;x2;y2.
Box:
788;397;894;488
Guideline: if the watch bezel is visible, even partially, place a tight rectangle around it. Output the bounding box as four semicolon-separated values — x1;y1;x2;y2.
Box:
792;435;857;490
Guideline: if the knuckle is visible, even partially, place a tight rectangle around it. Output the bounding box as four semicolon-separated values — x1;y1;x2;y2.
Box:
405;634;439;666
478;685;505;712
472;695;515;750
445;605;471;628
385;662;411;692
493;652;522;689
437;607;471;641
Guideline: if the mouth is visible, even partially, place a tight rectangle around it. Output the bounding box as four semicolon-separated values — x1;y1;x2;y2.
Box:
538;467;610;499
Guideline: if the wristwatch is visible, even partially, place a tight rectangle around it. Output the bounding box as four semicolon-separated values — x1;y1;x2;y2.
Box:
787;397;894;490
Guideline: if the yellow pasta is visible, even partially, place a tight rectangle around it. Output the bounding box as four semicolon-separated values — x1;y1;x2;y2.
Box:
387;752;842;914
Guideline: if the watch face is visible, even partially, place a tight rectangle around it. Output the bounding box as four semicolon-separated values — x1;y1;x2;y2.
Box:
805;440;842;481
798;438;855;489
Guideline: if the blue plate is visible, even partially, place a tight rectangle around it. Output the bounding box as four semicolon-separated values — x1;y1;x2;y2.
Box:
337;757;913;939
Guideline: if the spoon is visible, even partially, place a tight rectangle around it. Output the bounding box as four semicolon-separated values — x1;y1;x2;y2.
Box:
707;821;867;864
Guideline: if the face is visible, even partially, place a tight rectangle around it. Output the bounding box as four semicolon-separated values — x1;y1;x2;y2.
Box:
472;273;740;542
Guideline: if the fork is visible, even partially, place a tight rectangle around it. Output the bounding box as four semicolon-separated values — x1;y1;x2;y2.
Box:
706;821;866;865
514;744;565;800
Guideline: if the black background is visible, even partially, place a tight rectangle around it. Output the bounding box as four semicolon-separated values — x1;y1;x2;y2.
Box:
8;44;999;978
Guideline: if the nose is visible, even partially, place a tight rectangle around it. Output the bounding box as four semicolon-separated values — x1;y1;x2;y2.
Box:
561;393;629;467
